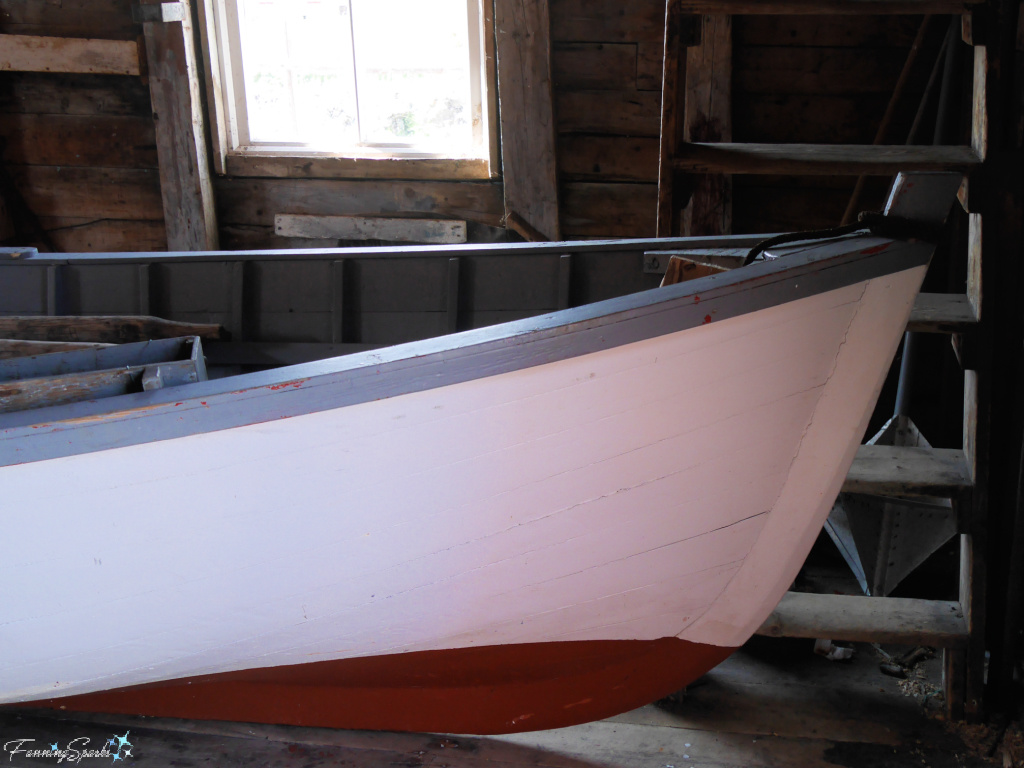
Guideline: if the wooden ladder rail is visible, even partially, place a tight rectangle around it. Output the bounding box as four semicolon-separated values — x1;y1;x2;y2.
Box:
655;0;991;720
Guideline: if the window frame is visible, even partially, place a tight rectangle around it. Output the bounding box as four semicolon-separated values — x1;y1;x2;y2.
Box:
196;0;499;181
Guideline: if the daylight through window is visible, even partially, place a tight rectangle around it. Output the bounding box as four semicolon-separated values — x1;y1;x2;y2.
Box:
213;0;490;159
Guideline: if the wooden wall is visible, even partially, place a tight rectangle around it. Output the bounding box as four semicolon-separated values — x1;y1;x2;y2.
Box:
0;0;166;251
0;2;944;252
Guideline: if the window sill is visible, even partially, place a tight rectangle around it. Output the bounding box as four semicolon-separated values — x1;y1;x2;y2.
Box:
223;151;495;182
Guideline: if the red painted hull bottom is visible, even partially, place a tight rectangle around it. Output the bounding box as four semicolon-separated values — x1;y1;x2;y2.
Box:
17;639;735;734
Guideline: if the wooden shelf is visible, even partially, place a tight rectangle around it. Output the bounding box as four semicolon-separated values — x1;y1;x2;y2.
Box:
757;592;968;647
671;143;981;176
842;445;972;497
673;0;978;14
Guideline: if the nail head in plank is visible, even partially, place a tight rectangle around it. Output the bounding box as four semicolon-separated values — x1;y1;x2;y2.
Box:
757;592;968;647
672;144;981;175
842;445;973;497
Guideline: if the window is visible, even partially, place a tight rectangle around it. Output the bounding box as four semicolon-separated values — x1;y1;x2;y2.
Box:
202;0;496;175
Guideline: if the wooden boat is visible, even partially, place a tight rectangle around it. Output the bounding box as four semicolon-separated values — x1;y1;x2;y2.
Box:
0;176;948;734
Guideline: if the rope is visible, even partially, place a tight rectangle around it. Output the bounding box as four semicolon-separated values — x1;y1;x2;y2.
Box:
742;211;944;267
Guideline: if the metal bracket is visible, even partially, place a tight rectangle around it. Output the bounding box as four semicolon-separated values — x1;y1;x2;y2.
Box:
132;2;187;23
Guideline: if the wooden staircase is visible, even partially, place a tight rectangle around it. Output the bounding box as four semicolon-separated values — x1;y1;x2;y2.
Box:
657;0;990;719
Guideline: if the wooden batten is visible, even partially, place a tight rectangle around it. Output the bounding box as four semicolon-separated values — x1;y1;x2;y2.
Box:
0;34;141;76
495;0;561;241
140;0;218;251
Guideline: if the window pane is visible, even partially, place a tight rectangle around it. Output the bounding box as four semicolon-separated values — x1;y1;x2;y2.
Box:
238;0;358;146
350;0;473;151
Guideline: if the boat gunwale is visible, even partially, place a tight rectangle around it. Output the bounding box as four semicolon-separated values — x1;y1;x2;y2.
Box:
0;234;774;265
0;231;930;467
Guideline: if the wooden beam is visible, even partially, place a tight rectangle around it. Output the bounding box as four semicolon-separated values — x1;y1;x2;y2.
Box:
672;143;981;175
683;14;732;236
757;593;968;647
275;215;468;244
673;0;977;13
494;0;560;241
0;34;140;75
0;316;227;343
140;0;218;250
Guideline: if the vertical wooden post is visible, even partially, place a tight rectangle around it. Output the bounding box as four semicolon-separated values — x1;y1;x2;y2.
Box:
494;0;561;241
657;7;700;238
141;0;219;251
682;14;732;236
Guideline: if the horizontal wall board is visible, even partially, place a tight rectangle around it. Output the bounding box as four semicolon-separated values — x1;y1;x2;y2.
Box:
275;215;468;244
549;0;664;43
556;90;661;136
1;0;138;39
561;182;657;238
733;14;925;47
0;72;151;116
0;34;140;75
41;217;166;253
9;166;162;219
0;113;156;168
552;43;638;90
734;94;896;144
215;177;505;229
635;42;662;91
558;135;659;182
735;46;923;95
219;224;333;252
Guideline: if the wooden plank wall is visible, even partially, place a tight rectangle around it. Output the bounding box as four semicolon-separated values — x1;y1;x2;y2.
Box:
0;2;941;251
730;14;941;233
0;0;166;251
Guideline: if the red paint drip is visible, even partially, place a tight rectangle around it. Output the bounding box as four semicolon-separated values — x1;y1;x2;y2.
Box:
860;243;891;256
693;295;701;304
703;314;712;324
